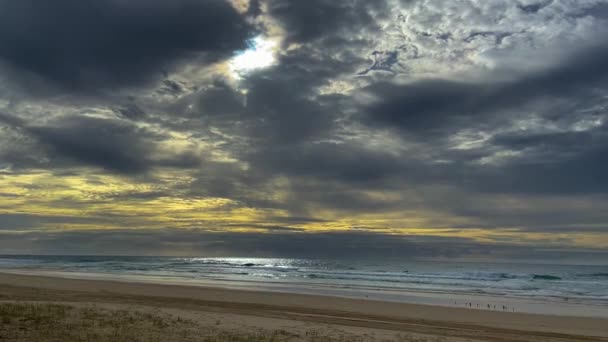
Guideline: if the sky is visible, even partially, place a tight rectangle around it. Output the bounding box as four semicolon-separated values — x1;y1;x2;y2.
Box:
0;0;607;261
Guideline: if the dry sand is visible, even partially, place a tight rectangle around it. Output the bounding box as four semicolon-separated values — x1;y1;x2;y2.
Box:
0;272;606;341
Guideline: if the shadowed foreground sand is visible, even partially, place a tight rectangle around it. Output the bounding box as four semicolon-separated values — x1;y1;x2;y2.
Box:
0;272;606;342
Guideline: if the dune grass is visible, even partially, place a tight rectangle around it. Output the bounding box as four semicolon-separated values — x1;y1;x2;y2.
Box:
0;303;443;342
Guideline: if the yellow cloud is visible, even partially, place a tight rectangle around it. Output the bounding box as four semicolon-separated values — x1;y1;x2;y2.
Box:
1;169;605;249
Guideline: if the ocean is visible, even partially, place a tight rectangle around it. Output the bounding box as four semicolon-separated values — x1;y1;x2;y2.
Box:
1;255;607;317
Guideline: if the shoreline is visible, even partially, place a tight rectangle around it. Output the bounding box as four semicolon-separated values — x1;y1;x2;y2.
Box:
1;271;607;341
3;268;607;319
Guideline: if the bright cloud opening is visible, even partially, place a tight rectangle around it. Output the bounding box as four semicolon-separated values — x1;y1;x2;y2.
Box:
229;36;277;77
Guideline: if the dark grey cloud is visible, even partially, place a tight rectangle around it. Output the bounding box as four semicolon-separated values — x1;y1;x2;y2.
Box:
102;190;172;201
0;228;583;260
0;113;200;174
266;0;387;45
581;2;608;19
0;214;45;230
464;31;516;45
2;229;608;264
478;144;608;194
269;216;330;225
473;127;607;193
518;0;553;13
0;192;19;198
0;213;115;231
0;0;253;91
250;142;404;186
189;47;359;146
115;103;147;121
362;43;608;137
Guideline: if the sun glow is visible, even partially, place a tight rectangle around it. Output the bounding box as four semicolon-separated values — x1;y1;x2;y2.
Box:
229;36;277;77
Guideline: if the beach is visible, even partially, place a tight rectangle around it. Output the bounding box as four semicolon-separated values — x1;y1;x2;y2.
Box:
2;256;606;317
1;272;607;342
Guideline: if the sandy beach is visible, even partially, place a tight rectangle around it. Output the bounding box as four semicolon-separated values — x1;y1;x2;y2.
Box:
0;272;606;342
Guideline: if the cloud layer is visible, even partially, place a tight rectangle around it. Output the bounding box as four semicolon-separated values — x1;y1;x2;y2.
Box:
0;0;607;258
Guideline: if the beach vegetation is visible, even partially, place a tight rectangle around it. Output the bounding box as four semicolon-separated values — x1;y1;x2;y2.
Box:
0;303;447;342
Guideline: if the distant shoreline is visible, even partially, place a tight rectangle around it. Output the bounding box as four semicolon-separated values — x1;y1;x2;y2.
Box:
1;271;607;341
2;268;607;319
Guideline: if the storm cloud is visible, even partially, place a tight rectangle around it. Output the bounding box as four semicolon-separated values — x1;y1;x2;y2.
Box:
0;0;253;90
1;112;200;173
0;0;607;257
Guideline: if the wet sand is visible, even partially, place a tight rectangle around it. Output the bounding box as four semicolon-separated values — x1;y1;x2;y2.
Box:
1;272;607;341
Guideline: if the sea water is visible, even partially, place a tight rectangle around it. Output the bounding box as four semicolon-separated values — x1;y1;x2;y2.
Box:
1;255;607;317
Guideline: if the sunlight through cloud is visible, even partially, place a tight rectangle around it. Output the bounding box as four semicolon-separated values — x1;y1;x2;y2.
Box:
229;36;277;78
